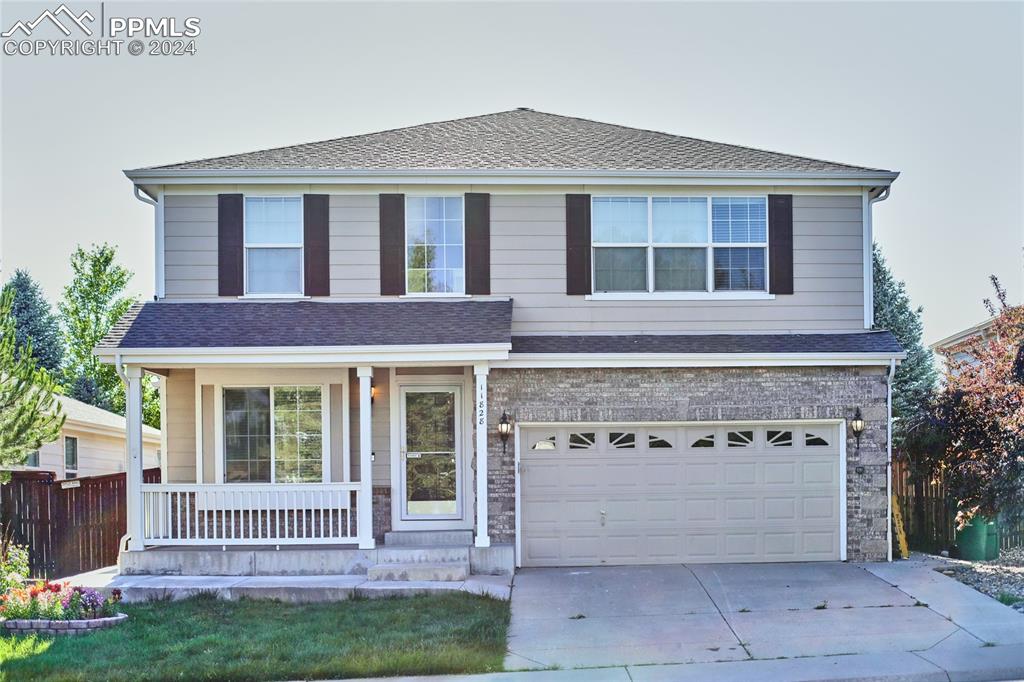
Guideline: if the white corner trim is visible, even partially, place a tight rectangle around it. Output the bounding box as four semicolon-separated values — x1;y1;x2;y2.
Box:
863;189;873;330
494;352;906;369
586;292;775;302
840;419;848;561
155;192;165;300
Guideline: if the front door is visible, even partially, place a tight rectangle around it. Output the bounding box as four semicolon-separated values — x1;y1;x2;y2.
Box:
399;386;462;520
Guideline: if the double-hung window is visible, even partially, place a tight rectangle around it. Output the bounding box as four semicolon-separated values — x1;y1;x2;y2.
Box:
223;385;325;483
244;196;303;295
592;196;768;294
406;196;465;295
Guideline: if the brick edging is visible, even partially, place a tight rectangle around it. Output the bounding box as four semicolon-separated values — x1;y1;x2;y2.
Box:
2;613;128;636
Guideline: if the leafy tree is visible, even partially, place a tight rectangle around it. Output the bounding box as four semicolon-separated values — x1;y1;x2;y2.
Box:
873;243;939;440
0;289;65;481
58;244;160;428
1;269;63;374
910;277;1024;528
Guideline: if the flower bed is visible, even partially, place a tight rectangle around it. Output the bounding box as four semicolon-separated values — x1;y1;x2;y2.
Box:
0;582;126;635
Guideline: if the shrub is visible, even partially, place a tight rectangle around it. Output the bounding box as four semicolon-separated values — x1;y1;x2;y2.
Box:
0;524;29;593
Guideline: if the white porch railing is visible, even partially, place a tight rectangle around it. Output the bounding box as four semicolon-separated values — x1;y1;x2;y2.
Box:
140;483;363;546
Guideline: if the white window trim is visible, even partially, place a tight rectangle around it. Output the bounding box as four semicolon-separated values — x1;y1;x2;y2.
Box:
243;195;305;297
590;195;770;298
403;194;467;297
217;383;331;485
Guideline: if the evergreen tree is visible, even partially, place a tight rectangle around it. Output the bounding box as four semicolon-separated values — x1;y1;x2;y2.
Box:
0;289;65;480
58;244;160;428
873;243;939;441
1;269;63;374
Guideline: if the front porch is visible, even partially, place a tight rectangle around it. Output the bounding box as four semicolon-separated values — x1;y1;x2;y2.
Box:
116;358;513;577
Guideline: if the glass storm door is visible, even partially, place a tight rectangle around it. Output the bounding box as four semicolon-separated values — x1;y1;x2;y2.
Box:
400;387;462;519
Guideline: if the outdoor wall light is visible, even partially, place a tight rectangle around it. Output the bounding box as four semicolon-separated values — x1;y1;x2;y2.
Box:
497;411;513;453
370;380;377;405
851;407;865;449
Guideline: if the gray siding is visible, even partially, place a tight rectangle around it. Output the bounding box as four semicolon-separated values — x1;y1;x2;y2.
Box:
164;195;218;298
491;194;865;333
159;192;865;333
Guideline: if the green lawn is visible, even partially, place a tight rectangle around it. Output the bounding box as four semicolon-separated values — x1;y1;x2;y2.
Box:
0;593;510;681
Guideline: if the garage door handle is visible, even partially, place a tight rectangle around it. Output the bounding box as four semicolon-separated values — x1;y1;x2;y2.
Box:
600;510;606;526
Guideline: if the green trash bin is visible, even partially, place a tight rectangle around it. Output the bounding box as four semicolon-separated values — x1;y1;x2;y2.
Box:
957;516;993;561
985;522;1000;561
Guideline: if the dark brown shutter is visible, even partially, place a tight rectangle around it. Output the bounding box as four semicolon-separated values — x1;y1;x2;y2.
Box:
302;194;330;296
379;193;405;296
465;193;491;295
566;194;592;295
217;194;244;296
768;194;794;295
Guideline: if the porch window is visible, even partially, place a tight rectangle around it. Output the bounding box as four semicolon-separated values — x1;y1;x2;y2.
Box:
244;196;303;295
223;385;324;483
405;196;465;294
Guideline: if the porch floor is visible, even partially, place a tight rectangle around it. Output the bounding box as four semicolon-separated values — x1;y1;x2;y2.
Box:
64;566;512;602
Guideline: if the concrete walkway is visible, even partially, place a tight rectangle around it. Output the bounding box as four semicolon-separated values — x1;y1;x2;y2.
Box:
66;566;512;602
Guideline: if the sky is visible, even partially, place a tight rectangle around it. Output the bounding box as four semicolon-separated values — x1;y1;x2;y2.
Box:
1;0;1021;345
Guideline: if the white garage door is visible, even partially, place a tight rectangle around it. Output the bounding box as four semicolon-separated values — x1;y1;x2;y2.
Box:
520;423;842;566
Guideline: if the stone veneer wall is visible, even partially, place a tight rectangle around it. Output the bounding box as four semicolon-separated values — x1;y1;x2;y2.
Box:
372;486;391;542
484;366;890;562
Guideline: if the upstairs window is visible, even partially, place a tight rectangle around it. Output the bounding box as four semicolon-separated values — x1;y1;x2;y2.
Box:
406;197;464;295
244;197;303;295
592;196;768;294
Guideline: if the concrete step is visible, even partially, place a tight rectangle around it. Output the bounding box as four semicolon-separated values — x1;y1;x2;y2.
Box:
376;545;470;565
367;562;470;582
383;530;473;547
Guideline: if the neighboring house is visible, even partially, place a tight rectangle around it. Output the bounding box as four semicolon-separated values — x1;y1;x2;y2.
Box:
930;317;996;372
97;109;904;579
16;395;161;479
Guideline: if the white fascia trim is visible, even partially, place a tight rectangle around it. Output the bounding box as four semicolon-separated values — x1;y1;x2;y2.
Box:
64;419;161;443
95;343;511;366
494;352;905;369
125;168;900;187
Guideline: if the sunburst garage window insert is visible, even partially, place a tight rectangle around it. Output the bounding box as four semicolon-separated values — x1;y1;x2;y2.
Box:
591;196;768;294
406;196;465;294
244;196;303;295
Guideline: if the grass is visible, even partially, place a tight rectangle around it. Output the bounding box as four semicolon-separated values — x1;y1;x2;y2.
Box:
996;592;1023;607
0;592;510;682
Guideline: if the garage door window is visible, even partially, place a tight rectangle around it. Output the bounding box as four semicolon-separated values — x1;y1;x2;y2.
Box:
648;434;673;449
767;430;793;446
530;434;557;450
569;432;596;449
609;432;636;448
805;432;830;446
727;430;754;447
691;434;715;448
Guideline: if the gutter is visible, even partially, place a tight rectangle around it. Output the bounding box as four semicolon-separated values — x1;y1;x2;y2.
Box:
886;358;896;562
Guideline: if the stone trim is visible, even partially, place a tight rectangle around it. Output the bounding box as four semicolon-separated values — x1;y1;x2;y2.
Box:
3;613;128;636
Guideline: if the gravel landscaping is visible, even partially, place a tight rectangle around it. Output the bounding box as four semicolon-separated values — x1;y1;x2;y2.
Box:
929;547;1024;614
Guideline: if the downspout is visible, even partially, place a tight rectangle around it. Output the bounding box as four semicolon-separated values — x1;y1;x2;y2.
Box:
886;358;896;561
133;185;163;300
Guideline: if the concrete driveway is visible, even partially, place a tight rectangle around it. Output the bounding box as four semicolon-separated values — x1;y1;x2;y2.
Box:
505;561;1024;670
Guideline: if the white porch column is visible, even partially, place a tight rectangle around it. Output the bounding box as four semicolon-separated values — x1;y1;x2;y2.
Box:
357;367;375;549
124;366;145;551
474;363;490;548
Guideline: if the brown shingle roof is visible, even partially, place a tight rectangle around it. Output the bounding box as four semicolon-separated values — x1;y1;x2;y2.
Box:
130;109;890;175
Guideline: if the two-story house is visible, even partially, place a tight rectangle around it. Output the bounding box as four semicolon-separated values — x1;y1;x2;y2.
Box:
98;109;904;580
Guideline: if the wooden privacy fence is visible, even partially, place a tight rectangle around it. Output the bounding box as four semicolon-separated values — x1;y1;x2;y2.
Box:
892;458;1024;554
0;468;161;579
